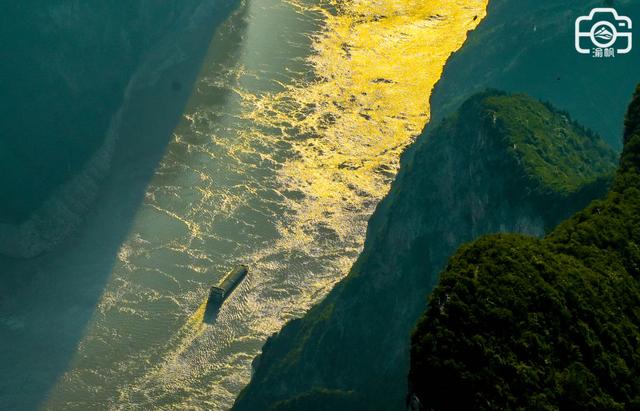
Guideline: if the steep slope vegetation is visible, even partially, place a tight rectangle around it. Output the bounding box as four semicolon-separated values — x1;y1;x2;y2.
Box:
234;1;640;407
409;86;640;410
428;0;640;150
233;92;617;410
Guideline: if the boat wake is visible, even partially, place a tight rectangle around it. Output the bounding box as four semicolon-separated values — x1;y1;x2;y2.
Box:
44;0;487;409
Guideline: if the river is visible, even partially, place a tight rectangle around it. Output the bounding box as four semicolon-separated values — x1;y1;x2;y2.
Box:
0;0;486;409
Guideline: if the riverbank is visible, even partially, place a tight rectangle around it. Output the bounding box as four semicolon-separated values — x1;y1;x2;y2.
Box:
232;1;640;410
0;0;241;259
0;2;241;409
3;0;489;409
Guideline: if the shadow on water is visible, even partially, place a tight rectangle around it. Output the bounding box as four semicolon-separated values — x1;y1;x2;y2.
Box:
204;304;221;325
0;4;248;410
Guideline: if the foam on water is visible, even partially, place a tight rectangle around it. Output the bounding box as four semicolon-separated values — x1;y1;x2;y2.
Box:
44;0;487;409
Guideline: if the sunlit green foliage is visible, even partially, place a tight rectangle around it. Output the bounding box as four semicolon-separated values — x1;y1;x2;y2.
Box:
481;92;617;195
410;86;640;410
234;90;618;411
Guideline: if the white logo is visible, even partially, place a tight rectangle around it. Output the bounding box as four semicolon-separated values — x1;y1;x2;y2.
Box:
575;8;633;58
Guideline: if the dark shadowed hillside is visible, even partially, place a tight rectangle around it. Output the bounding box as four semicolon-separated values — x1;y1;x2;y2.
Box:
0;0;239;258
234;1;640;408
429;0;640;150
233;91;617;410
410;85;640;411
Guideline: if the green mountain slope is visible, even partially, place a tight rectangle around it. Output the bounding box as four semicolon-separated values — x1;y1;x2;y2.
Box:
233;91;617;411
428;0;640;150
409;86;640;410
234;0;640;406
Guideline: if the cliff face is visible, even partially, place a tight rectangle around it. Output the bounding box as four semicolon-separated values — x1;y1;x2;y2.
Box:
234;2;640;409
233;92;617;411
0;0;239;258
428;0;640;150
409;86;640;410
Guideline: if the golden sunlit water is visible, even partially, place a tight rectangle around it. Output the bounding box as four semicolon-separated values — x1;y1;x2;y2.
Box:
45;0;487;409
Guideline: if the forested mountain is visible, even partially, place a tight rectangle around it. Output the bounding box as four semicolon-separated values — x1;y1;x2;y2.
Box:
234;91;618;410
410;85;640;410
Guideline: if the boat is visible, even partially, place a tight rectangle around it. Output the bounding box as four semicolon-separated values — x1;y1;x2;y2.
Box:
204;265;248;322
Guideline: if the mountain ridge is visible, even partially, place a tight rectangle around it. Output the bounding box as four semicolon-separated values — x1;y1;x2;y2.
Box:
233;90;617;410
409;85;640;410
